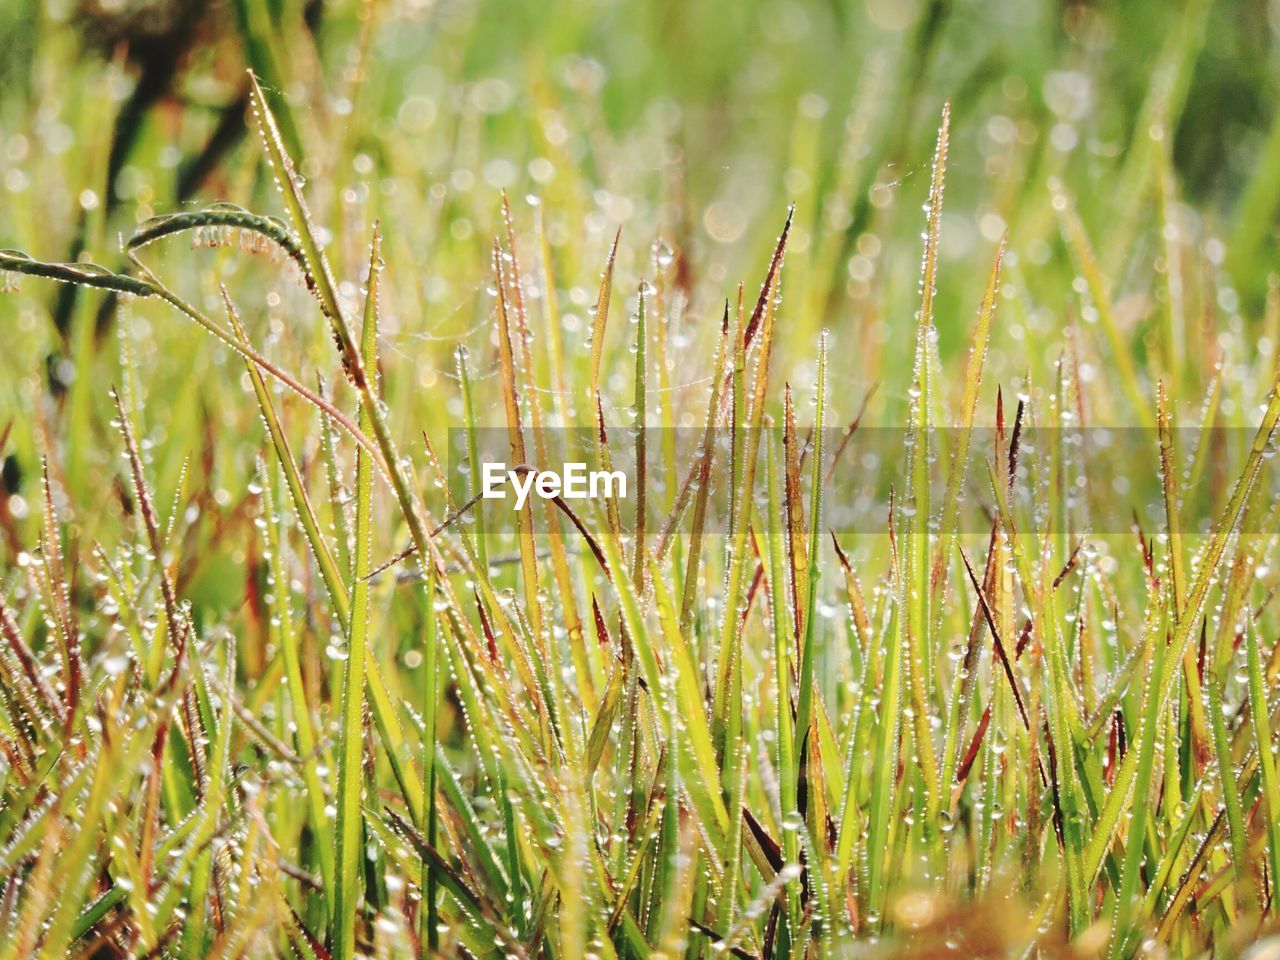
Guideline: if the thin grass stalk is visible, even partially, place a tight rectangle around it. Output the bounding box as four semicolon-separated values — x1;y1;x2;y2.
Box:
180;649;236;957
245;71;445;647
795;333;826;857
331;227;383;960
904;105;948;831
319;378;354;576
1158;381;1211;767
419;556;440;958
1246;614;1280;897
588;229;620;403
455;346;489;571
866;503;905;928
783;385;807;646
491;242;553;753
1107;583;1166;958
631;286;648;591
760;431;800;935
501;198;586;730
1207;634;1250;897
259;457;335;902
714;224;786;752
931;250;1004;808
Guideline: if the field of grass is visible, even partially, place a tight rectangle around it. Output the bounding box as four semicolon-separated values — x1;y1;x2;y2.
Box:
2;0;1280;957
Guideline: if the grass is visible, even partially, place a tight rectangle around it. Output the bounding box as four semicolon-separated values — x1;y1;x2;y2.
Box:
2;0;1280;957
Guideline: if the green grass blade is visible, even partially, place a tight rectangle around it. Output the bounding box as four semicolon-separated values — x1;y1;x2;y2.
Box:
1246;614;1280;893
904;104;948;829
332;227;382;960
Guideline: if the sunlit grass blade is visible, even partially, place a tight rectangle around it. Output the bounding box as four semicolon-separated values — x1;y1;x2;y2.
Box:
936;239;1004;798
419;555;441;957
589;229;620;400
758;429;799;936
1157;380;1211;771
246;70;443;640
492;242;551;737
331;226;382;960
930;236;1004;598
1107;578;1165;959
258;455;335;904
631;285;647;591
456;345;489;570
501;198;585;733
1245;613;1280;897
783;384;806;644
904;103;948;830
866;496;905;927
1207;635;1250;897
794;332;826;846
714;209;788;759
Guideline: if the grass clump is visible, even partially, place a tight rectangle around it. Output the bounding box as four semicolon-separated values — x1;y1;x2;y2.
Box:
2;1;1280;957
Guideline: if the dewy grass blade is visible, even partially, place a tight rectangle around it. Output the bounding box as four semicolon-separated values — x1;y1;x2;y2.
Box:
258;456;335;905
223;292;347;616
984;455;1091;933
318;380;354;575
760;430;800;935
492;243;550;729
244;77;438;832
795;333;826;837
729;287;747;541
1157;381;1212;770
930;235;1004;633
1107;583;1165;959
905;104;948;829
501;200;585;734
783;384;807;646
1246;614;1280;895
714;210;787;756
867;499;905;928
248;73;362;378
1207;634;1251;895
589;229;620;401
631;285;648;591
419;556;441;957
331;227;382;960
247;70;441;621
